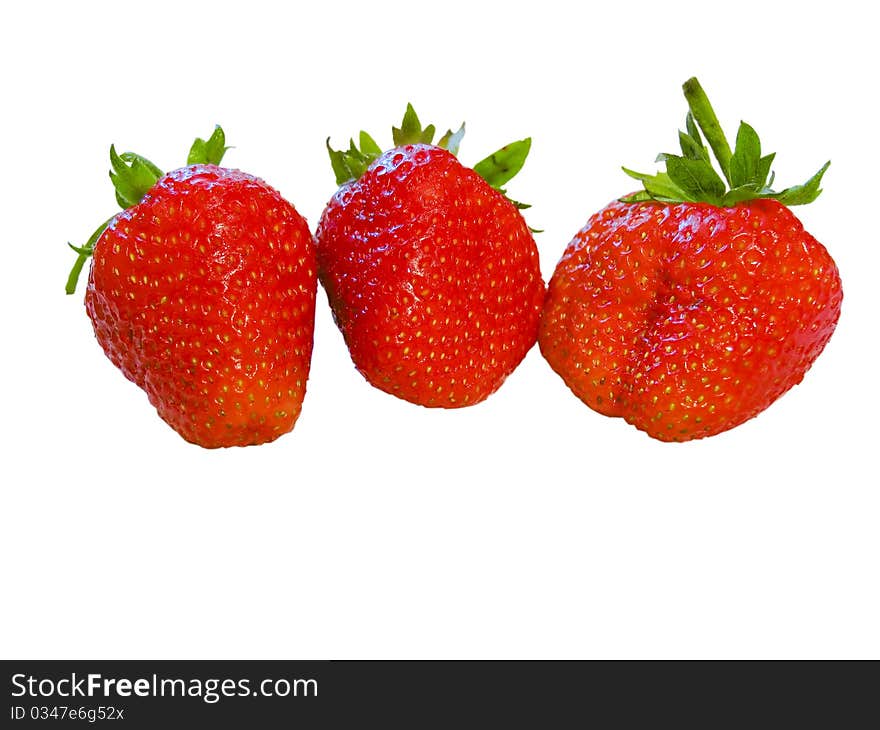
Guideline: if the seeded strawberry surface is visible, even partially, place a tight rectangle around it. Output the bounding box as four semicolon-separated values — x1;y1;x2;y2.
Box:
86;165;316;447
539;197;842;441
316;144;545;407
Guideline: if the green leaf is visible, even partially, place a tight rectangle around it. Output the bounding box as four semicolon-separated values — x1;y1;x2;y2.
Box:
473;139;536;226
66;242;92;255
392;103;435;146
756;153;776;189
619;190;656;203
437;123;466;156
622;167;691;202
345;139;369;180
721;184;762;206
326;135;382;186
188;140;207;165
109;146;163;209
327;138;351;185
188;125;229;165
664;155;726;204
65;254;90;296
685;111;703;149
728;121;762;188
768;161;830;206
473;138;531;189
359;131;382;156
678;130;709;162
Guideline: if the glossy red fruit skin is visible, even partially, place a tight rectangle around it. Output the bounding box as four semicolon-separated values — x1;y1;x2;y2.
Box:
315;144;545;407
85;165;317;447
539;197;842;441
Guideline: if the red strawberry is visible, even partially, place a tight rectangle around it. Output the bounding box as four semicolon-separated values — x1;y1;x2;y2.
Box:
66;127;317;448
316;105;545;408
539;78;842;441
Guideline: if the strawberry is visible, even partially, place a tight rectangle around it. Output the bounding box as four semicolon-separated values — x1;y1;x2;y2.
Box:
316;105;545;408
539;78;842;442
66;127;317;448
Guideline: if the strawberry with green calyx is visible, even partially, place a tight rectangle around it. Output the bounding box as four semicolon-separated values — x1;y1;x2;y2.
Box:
539;78;842;442
66;126;229;295
317;105;545;408
68;127;317;448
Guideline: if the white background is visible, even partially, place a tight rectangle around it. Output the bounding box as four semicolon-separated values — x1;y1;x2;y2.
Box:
1;0;877;659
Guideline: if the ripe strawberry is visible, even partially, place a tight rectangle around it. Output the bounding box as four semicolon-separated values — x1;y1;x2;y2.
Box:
316;105;545;407
539;78;842;441
66;127;317;448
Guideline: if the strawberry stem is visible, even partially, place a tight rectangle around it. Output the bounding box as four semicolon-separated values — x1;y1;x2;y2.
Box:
682;77;733;186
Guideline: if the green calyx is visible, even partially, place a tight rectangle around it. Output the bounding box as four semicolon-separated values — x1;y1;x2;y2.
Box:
326;130;384;186
108;146;162;209
65;125;229;295
187;125;230;166
326;104;533;211
622;77;830;207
